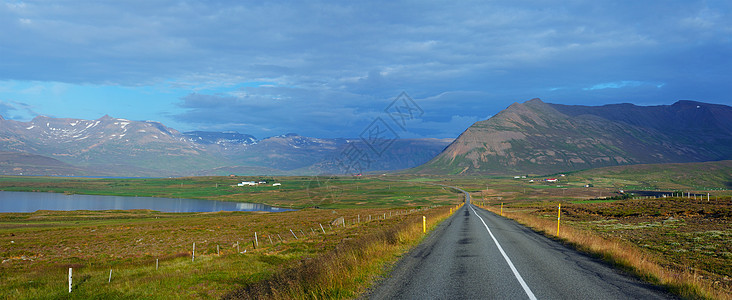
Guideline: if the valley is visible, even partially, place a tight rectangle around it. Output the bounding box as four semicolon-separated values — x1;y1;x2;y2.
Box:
4;2;731;299
0;100;730;299
1;159;730;299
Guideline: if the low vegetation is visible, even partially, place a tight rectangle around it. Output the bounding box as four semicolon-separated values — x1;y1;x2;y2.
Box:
1;161;730;299
474;196;731;300
0;206;465;299
0;175;463;299
224;204;461;299
0;175;456;209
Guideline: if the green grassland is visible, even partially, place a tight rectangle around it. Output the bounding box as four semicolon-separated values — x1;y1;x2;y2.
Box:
569;160;732;191
1;160;730;298
0;175;459;209
0;175;462;299
0;208;454;299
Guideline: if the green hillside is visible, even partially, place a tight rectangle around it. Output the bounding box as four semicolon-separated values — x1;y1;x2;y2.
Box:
572;160;732;191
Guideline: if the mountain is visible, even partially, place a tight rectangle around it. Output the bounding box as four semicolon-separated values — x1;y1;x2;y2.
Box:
306;138;455;174
189;133;452;175
414;98;732;175
218;134;348;171
0;115;221;176
0;116;451;176
182;131;258;145
0;152;92;176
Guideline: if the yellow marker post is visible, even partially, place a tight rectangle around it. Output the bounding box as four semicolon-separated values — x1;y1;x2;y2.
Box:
500;202;503;216
557;203;561;236
423;216;426;233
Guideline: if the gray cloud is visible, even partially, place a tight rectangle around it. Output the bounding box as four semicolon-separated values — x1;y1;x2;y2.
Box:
1;1;730;137
0;100;38;120
0;101;16;118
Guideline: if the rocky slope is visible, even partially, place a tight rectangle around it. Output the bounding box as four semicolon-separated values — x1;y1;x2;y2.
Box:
414;99;732;175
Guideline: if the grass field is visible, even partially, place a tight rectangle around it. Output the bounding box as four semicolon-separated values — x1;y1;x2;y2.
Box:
463;161;732;299
0;206;462;299
0;175;462;299
474;195;731;299
0;175;458;209
1;161;730;299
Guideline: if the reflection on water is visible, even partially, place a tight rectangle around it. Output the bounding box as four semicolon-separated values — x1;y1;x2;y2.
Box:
0;191;292;213
235;202;289;212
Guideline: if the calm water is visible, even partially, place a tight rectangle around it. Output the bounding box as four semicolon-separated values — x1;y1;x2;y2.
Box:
0;191;292;213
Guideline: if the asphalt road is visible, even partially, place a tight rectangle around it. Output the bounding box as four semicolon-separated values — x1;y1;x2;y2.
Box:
364;187;675;299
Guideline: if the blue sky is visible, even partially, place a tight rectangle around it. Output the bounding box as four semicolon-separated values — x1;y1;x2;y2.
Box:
1;1;730;139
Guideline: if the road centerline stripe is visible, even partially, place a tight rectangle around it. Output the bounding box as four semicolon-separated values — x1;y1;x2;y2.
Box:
469;204;538;300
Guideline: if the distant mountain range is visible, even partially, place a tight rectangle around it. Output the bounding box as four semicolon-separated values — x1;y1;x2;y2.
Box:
2;98;730;177
0;115;452;177
414;99;732;175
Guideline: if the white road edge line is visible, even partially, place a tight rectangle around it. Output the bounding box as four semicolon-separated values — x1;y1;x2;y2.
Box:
469;204;538;300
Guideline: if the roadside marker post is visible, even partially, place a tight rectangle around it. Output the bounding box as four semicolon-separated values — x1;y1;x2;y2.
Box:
423;216;426;233
68;268;72;293
254;232;258;249
501;203;503;216
192;243;195;262
108;268;112;283
557;203;561;236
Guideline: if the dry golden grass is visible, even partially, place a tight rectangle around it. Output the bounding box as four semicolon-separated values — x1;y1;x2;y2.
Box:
0;206;466;299
223;203;464;299
474;201;731;300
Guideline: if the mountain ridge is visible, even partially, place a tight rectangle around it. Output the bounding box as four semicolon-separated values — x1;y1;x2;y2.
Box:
0;115;451;176
414;98;732;175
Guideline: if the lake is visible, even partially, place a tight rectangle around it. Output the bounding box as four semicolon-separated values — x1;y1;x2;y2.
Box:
0;191;292;213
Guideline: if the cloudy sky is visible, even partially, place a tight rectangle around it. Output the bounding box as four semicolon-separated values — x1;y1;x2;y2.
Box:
1;1;730;139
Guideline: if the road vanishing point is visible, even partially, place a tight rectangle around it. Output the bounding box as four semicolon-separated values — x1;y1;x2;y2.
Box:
364;186;676;300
